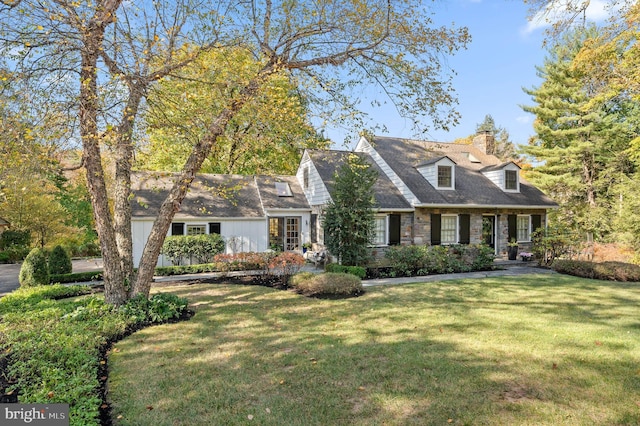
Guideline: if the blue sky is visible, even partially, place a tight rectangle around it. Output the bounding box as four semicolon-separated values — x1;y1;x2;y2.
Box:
325;0;612;148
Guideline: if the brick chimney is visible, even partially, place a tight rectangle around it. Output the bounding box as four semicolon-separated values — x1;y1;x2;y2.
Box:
472;130;495;155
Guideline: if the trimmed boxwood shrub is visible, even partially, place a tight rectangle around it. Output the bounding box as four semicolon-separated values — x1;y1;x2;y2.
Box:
18;247;50;287
383;244;495;277
552;260;640;282
290;272;363;297
49;244;72;275
162;234;225;265
325;263;367;279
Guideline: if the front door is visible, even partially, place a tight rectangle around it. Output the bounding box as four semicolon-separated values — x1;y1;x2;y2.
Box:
269;217;300;251
482;216;495;248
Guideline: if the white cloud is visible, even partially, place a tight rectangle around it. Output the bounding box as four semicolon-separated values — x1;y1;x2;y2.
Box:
516;115;532;124
521;0;611;35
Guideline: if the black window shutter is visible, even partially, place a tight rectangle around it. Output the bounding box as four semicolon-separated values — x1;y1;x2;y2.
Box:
507;215;517;242
389;214;401;245
311;214;318;243
431;214;441;245
209;222;221;235
531;215;542;233
171;223;185;236
459;214;470;244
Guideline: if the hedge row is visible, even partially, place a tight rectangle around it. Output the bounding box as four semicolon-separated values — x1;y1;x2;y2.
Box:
382;244;495;277
552;260;640;282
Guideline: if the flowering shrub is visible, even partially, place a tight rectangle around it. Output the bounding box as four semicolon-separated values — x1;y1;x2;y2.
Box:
519;252;533;260
267;252;305;284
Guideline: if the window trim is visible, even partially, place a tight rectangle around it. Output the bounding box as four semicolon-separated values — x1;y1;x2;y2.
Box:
372;216;388;246
505;169;519;191
186;224;206;236
516;215;531;242
437;165;454;189
440;214;458;245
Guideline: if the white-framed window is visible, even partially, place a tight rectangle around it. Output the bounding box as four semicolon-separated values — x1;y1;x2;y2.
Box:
372;216;387;245
517;215;531;242
505;170;518;190
303;166;310;189
187;224;206;236
441;215;458;244
437;165;453;188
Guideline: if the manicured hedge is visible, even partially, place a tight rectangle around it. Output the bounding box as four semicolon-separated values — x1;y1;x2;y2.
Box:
382;244;495;278
552;260;640;282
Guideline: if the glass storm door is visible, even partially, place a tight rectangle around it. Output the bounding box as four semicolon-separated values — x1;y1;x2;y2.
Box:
269;217;300;251
482;216;495;248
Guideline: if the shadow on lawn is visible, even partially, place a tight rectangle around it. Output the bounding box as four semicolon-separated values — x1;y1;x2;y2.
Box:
106;278;640;425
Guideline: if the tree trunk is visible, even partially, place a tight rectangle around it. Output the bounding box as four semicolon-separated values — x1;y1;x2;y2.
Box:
79;2;128;306
113;89;144;295
131;65;277;298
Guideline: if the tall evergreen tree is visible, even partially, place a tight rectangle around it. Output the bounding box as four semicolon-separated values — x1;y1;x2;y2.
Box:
521;26;637;239
323;153;377;266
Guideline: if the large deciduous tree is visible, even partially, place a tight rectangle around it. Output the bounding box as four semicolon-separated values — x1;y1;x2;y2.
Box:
1;0;469;305
139;47;328;175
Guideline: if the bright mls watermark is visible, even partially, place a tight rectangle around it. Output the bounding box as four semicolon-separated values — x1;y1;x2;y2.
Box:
0;404;69;425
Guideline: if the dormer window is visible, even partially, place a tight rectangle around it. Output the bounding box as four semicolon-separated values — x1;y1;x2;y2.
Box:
481;162;520;192
505;170;518;190
438;165;453;188
416;156;456;190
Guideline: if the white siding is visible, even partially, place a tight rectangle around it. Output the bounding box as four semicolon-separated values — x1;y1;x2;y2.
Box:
296;151;332;206
355;136;420;205
483;169;503;188
416;158;456;190
482;163;520;192
131;218;268;267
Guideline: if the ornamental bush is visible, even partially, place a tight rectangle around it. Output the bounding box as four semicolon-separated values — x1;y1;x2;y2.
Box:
49;244;72;275
384;244;495;277
324;263;367;279
552;260;640;282
290;272;363;297
161;234;225;265
18;247;50;287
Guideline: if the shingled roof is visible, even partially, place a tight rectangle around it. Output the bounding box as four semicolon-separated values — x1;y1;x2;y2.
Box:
131;172;264;219
255;175;310;210
367;136;557;208
306;150;412;210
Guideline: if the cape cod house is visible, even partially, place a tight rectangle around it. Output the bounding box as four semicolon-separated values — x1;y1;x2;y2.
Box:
130;132;557;267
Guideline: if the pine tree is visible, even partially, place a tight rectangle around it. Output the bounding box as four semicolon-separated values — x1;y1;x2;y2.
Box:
521;26;636;239
323;153;377;266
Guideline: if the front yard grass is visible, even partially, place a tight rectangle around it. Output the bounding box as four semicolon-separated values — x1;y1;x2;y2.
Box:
108;274;640;426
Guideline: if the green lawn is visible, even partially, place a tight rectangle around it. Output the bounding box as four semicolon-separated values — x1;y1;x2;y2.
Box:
108;274;640;425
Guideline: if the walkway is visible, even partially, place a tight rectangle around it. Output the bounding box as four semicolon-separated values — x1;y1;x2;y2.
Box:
0;258;555;296
362;261;555;287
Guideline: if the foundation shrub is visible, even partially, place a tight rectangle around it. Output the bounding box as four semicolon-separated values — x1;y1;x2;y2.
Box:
324;263;367;279
553;260;640;282
290;272;363;296
384;244;494;277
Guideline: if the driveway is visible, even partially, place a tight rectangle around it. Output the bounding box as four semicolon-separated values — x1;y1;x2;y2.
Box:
0;258;104;297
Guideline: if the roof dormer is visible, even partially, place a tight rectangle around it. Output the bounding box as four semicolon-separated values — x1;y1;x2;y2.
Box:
416;156;456;190
481;162;521;192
